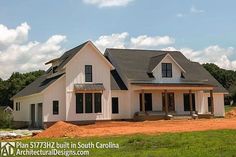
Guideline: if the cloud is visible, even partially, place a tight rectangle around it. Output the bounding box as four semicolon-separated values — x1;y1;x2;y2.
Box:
176;6;205;18
95;32;128;51
0;23;66;80
94;32;236;70
0;22;30;49
163;45;236;70
176;13;184;18
190;6;205;14
94;32;175;52
83;0;134;8
130;35;175;48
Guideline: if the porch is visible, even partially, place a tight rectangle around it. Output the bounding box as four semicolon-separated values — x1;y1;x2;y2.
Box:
132;83;215;120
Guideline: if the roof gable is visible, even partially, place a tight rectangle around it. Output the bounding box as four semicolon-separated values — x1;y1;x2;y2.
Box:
150;53;186;73
105;48;227;93
64;41;114;70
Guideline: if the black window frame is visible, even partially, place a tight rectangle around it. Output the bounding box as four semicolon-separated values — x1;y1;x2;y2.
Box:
16;102;20;111
85;93;93;113
162;63;172;78
183;93;196;111
94;93;102;113
85;65;92;82
76;93;83;114
112;97;119;114
53;100;59;115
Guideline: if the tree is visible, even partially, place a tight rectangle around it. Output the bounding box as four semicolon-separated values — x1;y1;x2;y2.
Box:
203;63;236;104
0;70;45;107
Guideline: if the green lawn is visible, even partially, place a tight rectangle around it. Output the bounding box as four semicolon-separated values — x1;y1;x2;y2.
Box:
4;130;236;157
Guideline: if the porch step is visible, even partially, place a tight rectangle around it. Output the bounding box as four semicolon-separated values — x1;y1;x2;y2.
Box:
172;116;193;120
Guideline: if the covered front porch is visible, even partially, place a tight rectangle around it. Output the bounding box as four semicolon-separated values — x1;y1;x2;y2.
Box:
132;83;215;120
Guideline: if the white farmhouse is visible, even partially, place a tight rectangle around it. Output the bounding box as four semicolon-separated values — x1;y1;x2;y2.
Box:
12;41;227;128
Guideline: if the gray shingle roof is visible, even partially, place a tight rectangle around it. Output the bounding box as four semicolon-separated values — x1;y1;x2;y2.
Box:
12;41;89;99
148;53;167;72
105;48;228;93
12;73;64;99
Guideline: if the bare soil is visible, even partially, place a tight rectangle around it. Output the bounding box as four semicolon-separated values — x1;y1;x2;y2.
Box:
35;116;236;138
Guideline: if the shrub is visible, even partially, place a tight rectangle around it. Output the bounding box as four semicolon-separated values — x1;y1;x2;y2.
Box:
0;110;13;128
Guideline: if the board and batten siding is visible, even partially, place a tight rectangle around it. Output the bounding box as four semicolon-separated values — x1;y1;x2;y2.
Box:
152;55;182;83
65;43;112;121
203;93;225;117
13;94;43;122
111;90;131;119
43;75;66;122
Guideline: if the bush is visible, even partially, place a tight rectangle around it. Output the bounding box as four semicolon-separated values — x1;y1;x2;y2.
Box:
0;110;13;128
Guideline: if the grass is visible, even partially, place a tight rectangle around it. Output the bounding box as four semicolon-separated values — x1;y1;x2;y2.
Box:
0;128;13;131
5;130;236;157
225;105;236;112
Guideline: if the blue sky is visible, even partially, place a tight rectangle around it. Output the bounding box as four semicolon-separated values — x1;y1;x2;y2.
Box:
0;0;236;79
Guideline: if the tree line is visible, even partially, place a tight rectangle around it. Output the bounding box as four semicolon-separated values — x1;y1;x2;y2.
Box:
0;70;45;108
203;63;236;103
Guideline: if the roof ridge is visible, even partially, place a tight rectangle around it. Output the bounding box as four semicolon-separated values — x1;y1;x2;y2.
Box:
106;48;181;53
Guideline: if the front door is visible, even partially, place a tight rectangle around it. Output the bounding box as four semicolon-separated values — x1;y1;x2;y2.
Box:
139;93;153;111
145;93;152;111
162;93;175;112
31;104;35;128
208;97;212;112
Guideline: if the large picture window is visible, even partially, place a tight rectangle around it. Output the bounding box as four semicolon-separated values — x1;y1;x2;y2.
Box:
76;93;83;113
183;93;196;111
76;93;102;114
95;93;102;113
85;65;92;82
162;63;172;78
85;93;93;113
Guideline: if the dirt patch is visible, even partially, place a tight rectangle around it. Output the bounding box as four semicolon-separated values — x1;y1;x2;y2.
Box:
226;108;236;118
35;118;236;138
35;121;80;138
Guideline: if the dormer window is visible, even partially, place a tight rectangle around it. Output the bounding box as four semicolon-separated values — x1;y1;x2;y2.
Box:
85;65;92;82
162;63;172;78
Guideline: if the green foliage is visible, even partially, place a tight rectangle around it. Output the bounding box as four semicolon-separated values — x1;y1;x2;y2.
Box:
203;63;236;89
13;130;236;157
203;63;236;104
0;110;13;128
0;70;45;107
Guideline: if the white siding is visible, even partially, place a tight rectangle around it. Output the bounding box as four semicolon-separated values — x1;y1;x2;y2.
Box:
65;43;112;121
203;93;225;117
13;94;43;122
43;75;66;122
111;90;131;119
152;55;182;83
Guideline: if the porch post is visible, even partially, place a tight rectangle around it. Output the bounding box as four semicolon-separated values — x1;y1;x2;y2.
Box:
189;90;193;115
141;89;145;112
210;90;214;115
164;90;168;116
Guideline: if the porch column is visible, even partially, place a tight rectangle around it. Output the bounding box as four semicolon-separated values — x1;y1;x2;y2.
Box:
141;89;145;112
189;90;193;115
164;90;168;116
210;90;214;115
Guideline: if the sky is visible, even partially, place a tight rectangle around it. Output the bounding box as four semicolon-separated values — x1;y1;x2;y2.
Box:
0;0;236;79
